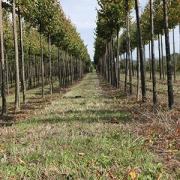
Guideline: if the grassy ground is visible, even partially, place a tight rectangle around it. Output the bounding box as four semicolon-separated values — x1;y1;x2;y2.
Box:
0;73;177;179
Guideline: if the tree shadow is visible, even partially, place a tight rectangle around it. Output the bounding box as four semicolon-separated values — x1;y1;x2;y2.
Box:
24;108;130;126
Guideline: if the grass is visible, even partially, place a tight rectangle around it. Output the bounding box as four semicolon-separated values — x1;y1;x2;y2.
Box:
0;73;173;179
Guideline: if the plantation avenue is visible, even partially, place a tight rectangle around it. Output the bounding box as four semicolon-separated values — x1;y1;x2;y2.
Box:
0;72;178;179
0;0;180;179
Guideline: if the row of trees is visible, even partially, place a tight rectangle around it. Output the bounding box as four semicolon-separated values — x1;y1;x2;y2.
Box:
94;0;180;109
0;0;92;116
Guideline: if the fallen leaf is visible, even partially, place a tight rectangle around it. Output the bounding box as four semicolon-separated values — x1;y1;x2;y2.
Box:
78;152;85;156
1;146;5;152
129;169;138;180
18;157;26;164
106;171;114;179
157;173;162;180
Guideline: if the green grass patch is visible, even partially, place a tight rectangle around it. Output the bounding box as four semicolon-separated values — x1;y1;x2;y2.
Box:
0;73;171;179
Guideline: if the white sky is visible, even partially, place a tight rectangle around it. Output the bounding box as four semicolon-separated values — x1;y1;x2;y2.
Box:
60;0;180;60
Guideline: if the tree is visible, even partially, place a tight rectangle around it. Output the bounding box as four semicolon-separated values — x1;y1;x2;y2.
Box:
12;0;20;111
18;3;26;104
163;0;174;109
0;0;7;115
135;0;146;102
150;0;157;106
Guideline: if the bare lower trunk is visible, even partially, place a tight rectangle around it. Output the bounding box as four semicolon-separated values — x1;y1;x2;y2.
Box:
18;7;26;104
135;0;146;102
13;0;20;111
0;0;6;115
163;0;174;109
48;33;53;94
40;31;44;98
150;0;157;105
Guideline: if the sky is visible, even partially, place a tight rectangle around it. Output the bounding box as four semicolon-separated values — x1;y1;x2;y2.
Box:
60;0;179;60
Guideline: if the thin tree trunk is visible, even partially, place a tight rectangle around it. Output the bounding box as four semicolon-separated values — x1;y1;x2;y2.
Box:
173;27;176;81
0;0;6;115
135;0;146;102
5;53;9;95
137;47;141;101
149;41;152;80
150;0;157;106
58;45;62;88
40;29;44;98
131;50;134;77
13;0;20;111
161;34;165;80
48;33;53;94
126;0;132;94
18;7;26;104
124;52;128;93
158;34;162;80
116;28;120;89
28;48;32;89
163;0;174;109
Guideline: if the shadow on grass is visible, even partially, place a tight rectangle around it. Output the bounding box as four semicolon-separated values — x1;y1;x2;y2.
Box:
24;108;130;126
0;115;14;127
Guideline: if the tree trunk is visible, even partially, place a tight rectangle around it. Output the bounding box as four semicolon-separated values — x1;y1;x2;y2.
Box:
173;27;176;81
136;47;141;101
18;7;26;104
13;0;20;111
163;0;174;109
150;0;157;106
126;0;132;94
149;41;152;80
161;34;165;80
158;34;162;80
0;0;6;115
116;28;120;89
135;0;146;102
48;33;53;94
58;45;62;88
40;29;44;98
28;48;32;89
5;53;9;95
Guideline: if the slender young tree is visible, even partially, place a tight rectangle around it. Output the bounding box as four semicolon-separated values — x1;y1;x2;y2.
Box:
150;0;157;106
125;0;132;94
163;0;174;109
13;0;20;111
18;6;26;104
0;0;7;116
135;0;146;102
172;27;176;81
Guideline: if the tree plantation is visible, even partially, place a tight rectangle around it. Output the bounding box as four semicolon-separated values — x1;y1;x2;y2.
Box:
94;0;180;109
0;0;180;179
0;0;92;115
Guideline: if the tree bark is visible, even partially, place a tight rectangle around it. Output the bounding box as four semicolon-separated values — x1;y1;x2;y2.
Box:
13;0;20;111
126;0;132;94
48;33;53;94
40;29;44;98
5;53;9;95
161;34;165;80
173;27;176;81
135;0;146;102
136;47;141;101
0;0;7;115
116;28;120;89
163;0;174;109
18;7;26;104
150;0;157;106
58;45;62;88
158;34;162;80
